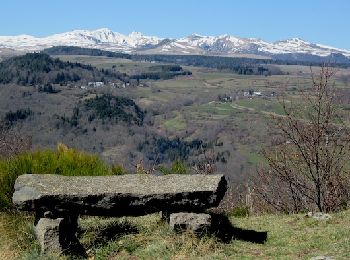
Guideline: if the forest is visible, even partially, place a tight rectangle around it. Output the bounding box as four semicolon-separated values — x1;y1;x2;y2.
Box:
0;53;191;86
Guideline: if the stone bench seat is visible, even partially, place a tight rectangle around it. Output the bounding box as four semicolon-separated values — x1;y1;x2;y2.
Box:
13;173;227;255
13;174;227;218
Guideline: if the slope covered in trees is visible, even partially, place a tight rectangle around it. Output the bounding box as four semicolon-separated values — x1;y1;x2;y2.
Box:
0;52;191;86
83;94;145;126
57;94;145;129
0;53;126;86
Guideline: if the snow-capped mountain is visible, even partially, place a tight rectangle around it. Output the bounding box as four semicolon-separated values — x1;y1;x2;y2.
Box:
0;28;349;59
153;34;350;58
0;28;163;52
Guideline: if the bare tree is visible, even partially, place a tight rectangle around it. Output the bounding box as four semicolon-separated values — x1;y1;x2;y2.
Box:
0;124;32;158
254;66;350;213
191;147;217;175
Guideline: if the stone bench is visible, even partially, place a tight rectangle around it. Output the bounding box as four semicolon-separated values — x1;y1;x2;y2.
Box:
13;173;227;255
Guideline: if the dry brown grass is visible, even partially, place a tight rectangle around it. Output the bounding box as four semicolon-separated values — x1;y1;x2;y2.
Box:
0;211;36;258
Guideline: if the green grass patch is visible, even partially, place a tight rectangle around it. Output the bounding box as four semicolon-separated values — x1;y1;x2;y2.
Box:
194;102;236;116
0;143;113;209
235;98;285;115
163;112;187;131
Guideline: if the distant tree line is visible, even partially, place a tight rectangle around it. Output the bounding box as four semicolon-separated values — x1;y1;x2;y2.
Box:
43;46;350;76
43;46;350;75
130;70;192;80
43;46;132;59
134;55;278;75
43;47;192;80
136;54;350;69
44;47;276;75
149;65;183;72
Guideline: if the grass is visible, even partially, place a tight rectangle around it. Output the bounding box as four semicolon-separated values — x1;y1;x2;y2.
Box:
193;102;236;116
0;145;349;259
0;211;37;259
235;98;285;115
0;143;113;209
241;148;265;166
231;211;350;259
1;210;350;259
163;112;187;131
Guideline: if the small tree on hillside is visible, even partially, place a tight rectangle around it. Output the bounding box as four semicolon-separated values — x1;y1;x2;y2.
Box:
255;66;350;213
0;124;32;158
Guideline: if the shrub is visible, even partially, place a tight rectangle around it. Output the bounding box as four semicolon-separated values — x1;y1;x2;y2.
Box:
111;164;128;175
0;143;112;210
158;160;188;175
229;206;250;218
170;160;188;175
4;108;33;125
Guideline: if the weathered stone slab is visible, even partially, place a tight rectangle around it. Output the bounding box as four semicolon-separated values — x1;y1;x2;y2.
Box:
170;212;212;233
13;174;227;218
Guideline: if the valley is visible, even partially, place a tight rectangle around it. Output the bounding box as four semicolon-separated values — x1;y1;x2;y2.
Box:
2;1;350;258
1;53;349;183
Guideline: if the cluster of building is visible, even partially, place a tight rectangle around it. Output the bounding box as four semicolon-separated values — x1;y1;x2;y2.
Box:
218;90;277;102
79;81;145;90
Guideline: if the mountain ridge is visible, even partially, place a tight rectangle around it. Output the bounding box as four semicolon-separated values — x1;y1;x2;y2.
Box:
1;28;349;60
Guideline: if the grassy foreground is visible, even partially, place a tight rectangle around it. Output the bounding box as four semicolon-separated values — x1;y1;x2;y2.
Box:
1;210;349;259
1;146;349;259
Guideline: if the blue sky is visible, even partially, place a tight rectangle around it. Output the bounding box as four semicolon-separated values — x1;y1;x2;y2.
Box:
1;0;349;49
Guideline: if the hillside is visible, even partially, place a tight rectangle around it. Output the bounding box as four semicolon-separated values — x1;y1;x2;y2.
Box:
1;53;350;181
0;52;192;87
0;53;128;86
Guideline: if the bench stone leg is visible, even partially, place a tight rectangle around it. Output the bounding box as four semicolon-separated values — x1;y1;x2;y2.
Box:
169;212;212;234
35;216;84;256
160;211;172;223
35;218;66;254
